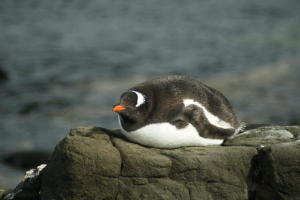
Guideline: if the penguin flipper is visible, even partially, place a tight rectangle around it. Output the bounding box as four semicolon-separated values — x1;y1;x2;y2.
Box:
182;104;235;139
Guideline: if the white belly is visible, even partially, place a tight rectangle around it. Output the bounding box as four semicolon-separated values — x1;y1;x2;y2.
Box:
118;117;223;148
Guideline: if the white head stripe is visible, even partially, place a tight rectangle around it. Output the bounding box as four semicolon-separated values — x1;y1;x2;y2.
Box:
131;90;145;107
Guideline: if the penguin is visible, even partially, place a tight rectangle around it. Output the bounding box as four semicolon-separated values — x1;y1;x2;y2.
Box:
112;75;240;148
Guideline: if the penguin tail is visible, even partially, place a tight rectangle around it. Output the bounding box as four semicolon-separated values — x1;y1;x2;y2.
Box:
232;122;247;137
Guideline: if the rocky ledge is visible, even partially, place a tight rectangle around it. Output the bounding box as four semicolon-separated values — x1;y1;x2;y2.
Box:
1;126;300;200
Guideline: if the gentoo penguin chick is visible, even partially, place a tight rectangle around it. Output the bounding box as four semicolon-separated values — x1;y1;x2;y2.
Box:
112;75;240;148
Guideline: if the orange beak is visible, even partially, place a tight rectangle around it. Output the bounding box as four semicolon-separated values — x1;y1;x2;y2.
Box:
112;105;126;112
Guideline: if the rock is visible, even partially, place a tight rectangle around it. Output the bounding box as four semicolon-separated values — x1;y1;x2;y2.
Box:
40;126;257;200
223;126;297;147
0;186;9;199
248;142;300;200
1;164;46;200
3;125;295;200
41;127;121;200
285;126;300;138
112;137;172;177
161;146;256;200
117;177;190;200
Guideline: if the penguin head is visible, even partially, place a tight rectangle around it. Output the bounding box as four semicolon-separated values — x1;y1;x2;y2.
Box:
112;90;149;131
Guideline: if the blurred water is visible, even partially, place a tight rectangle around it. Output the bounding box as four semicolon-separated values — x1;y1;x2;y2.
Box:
0;0;300;187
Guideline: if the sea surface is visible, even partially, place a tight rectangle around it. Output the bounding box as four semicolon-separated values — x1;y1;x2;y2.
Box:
0;0;300;187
